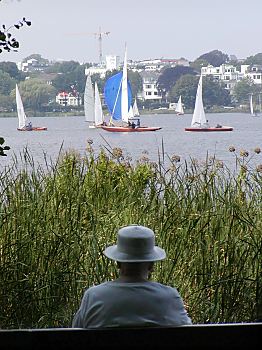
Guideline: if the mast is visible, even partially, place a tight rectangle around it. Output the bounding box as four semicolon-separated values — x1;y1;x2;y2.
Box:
121;44;129;123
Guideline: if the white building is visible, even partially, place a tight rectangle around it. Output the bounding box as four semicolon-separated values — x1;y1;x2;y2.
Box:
201;63;262;92
245;65;262;85
201;64;244;91
137;71;162;102
56;91;82;106
133;58;189;72
85;55;120;78
17;58;49;72
105;55;120;70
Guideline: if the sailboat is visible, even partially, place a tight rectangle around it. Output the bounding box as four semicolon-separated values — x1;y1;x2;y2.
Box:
249;93;261;117
185;75;233;132
16;84;47;131
249;93;255;116
84;75;105;128
175;96;184;115
94;82;105;127
132;98;140;117
101;46;161;133
84;75;95;127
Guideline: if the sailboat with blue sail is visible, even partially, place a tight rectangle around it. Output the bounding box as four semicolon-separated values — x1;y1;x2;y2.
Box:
101;46;161;132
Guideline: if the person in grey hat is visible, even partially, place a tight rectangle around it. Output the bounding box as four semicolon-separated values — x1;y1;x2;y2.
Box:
72;224;192;328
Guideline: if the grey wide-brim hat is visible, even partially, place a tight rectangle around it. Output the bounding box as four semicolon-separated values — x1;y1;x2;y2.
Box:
104;224;166;262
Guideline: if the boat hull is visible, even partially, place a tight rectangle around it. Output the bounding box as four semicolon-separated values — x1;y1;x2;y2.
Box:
89;124;103;129
17;127;47;131
185;126;233;132
101;126;162;132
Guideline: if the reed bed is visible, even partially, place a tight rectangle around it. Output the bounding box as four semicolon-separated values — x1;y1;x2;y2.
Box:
0;143;261;328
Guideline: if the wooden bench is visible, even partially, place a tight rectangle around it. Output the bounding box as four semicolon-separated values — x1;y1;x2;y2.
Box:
0;323;261;349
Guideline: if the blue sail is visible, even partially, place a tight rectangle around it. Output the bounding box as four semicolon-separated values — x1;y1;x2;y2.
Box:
104;72;132;121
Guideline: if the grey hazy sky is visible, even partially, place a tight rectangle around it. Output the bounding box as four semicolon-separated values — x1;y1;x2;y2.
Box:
1;0;261;64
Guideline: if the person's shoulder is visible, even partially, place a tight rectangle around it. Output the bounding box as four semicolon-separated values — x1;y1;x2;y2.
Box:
84;282;111;294
149;281;179;294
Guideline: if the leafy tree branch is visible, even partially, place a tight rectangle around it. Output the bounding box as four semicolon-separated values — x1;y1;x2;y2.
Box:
0;0;31;156
0;17;31;53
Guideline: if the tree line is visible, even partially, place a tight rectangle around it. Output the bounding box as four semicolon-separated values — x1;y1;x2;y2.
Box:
0;52;261;113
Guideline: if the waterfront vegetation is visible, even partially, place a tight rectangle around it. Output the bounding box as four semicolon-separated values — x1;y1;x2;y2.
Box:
0;144;261;328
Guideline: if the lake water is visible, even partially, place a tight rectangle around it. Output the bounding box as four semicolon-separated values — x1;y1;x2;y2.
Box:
1;112;262;171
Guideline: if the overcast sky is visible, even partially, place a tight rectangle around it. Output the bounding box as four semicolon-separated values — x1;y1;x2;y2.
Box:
1;0;261;64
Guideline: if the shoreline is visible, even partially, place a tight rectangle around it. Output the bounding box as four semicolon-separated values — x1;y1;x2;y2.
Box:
0;108;250;118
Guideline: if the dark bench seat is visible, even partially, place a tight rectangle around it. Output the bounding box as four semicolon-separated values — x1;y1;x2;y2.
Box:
0;323;261;350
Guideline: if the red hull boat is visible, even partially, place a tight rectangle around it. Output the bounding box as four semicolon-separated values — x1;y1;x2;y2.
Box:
17;127;47;131
101;126;162;132
185;126;233;132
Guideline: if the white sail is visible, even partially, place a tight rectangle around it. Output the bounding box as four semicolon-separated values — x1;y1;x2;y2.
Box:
121;45;129;123
16;84;29;129
133;98;140;116
175;96;184;115
128;104;134;119
191;75;207;127
84;75;95;123
94;82;104;126
250;94;254;115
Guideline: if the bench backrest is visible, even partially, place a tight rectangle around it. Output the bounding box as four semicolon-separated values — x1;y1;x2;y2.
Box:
0;323;261;350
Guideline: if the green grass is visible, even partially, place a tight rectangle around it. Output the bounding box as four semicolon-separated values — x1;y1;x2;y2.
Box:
0;144;261;328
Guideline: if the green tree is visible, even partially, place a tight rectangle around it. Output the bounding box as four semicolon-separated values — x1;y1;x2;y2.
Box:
0;70;16;95
202;76;231;108
197;50;229;67
169;74;199;109
157;66;196;97
51;64;86;94
46;60;80;74
243;53;262;66
0;94;13;112
170;75;231;109
127;70;143;98
11;79;56;113
233;77;254;105
0;61;25;80
190;58;209;73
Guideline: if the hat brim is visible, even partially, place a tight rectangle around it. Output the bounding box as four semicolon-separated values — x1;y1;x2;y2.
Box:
103;245;166;262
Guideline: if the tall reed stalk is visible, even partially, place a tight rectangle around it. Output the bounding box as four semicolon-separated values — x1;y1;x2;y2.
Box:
0;144;261;328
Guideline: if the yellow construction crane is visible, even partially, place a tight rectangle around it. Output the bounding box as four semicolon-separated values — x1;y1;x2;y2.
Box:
67;26;110;64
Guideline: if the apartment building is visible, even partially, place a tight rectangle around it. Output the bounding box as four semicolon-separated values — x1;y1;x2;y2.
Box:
137;71;162;102
246;65;262;84
201;63;262;92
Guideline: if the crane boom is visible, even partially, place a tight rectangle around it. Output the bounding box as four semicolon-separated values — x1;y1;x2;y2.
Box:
67;27;110;64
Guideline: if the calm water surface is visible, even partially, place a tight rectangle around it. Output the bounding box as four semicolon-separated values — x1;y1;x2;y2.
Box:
1;113;261;170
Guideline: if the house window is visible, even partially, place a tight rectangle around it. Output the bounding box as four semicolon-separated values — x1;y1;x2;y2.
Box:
146;92;152;96
145;84;151;89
